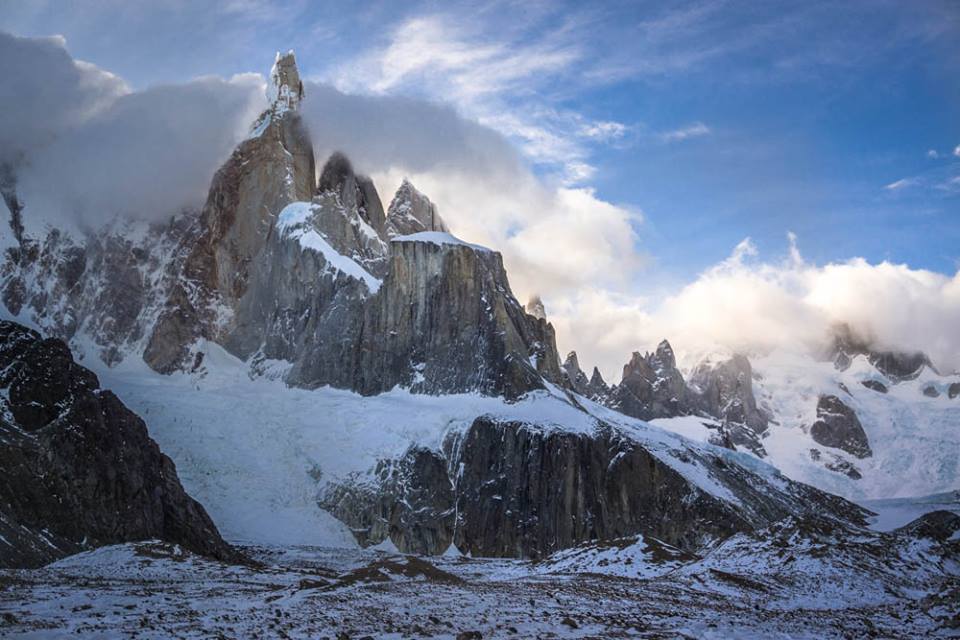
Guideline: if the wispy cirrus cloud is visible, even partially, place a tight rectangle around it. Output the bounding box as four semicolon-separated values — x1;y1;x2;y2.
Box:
884;178;916;191
660;122;711;143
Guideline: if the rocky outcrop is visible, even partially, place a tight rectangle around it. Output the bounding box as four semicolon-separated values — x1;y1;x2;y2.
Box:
0;321;235;568
320;447;455;555
562;351;591;395
809;395;872;459
609;340;693;421
324;416;870;559
894;510;960;542
828;324;934;381
950;382;960;399
690;354;768;435
385;179;448;238
861;379;888;394
922;385;940;398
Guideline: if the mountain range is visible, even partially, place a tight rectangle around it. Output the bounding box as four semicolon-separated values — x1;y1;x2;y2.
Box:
1;51;957;638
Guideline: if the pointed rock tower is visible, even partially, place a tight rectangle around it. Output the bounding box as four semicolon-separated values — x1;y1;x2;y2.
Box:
145;50;316;373
385;179;449;237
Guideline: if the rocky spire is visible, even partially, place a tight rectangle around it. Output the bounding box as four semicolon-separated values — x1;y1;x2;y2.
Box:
525;294;546;321
385;179;449;237
562;351;590;395
268;50;303;113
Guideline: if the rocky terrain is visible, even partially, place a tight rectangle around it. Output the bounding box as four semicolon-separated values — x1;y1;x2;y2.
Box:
0;321;235;568
1;508;957;639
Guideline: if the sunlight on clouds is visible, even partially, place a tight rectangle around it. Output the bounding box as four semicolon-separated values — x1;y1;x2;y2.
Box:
552;236;960;381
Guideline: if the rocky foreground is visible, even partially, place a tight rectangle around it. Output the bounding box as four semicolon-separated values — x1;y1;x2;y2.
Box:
1;512;958;639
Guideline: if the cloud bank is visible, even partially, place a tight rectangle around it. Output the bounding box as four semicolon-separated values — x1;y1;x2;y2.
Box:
551;237;960;381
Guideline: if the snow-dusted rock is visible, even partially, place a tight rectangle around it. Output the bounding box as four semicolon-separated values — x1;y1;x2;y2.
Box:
385;178;449;238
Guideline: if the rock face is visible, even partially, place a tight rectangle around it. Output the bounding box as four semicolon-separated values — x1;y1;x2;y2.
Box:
350;237;563;398
1;216;196;367
320;447;455;555
0;321;234;568
323;416;870;559
385;179;449;238
950;383;960;400
810;395;872;459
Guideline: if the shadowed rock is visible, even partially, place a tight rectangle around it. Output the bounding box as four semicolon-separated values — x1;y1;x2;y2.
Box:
0;321;236;568
861;379;888;394
810;395;872;459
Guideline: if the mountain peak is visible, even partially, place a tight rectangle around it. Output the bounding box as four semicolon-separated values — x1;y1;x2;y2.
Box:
385;179;449;237
526;294;547;321
267;50;303;112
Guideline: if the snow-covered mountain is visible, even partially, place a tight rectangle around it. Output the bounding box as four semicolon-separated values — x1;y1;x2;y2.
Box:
1;49;957;573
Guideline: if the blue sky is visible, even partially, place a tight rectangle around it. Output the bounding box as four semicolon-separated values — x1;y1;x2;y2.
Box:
2;1;959;372
2;0;957;282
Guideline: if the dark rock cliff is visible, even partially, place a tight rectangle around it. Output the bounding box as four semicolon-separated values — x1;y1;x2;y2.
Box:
322;415;870;559
0;321;236;568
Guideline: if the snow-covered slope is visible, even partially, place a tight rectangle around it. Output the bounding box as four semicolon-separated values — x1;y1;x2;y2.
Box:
652;348;960;503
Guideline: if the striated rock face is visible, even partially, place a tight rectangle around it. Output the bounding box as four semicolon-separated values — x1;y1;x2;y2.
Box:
351;237;562;398
324;416;870;559
145;51;316;373
610;340;692;421
385;179;449;238
0;321;235;568
810;395;872;459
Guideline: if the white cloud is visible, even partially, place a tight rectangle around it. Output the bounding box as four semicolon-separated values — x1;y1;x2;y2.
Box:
326;13;621;184
954;144;960;157
927;149;940;159
884;177;915;191
660;122;711;142
551;236;960;381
